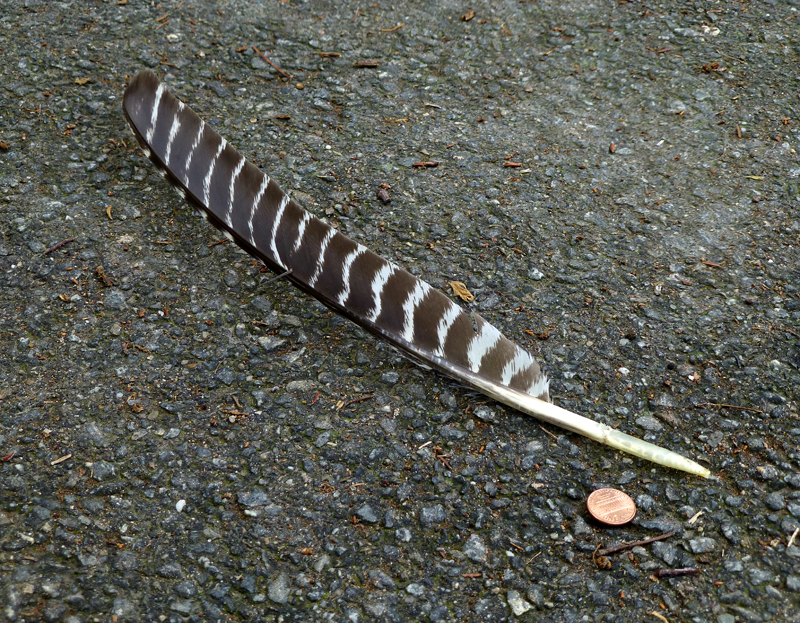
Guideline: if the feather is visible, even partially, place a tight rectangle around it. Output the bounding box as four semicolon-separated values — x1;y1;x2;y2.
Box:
122;70;711;478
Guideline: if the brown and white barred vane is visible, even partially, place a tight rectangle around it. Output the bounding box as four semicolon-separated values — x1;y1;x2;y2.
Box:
122;70;711;478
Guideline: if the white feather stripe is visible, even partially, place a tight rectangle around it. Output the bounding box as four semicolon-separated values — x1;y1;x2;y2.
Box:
226;157;246;226
500;348;536;386
468;376;711;478
163;103;183;166
307;227;335;287
433;303;461;358
293;211;312;252
268;194;290;269
336;243;368;306
401;281;432;343
182;120;205;187
526;373;550;401
146;82;165;144
247;175;270;245
366;263;397;323
203;138;227;206
466;319;502;373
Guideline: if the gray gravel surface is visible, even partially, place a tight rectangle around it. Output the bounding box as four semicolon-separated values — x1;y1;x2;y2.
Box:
1;1;799;622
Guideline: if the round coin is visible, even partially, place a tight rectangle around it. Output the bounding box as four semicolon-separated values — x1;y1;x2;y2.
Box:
586;488;637;526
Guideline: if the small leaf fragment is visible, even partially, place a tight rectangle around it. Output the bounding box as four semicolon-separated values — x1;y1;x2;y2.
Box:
449;281;475;302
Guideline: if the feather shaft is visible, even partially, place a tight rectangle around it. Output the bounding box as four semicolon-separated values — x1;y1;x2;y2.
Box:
471;377;711;478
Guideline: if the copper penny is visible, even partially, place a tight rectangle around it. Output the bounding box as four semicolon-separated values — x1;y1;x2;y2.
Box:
587;488;637;526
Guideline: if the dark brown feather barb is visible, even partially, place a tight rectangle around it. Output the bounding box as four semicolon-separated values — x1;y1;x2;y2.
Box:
122;70;711;478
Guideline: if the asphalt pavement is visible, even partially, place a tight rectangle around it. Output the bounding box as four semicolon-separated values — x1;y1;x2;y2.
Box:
1;1;799;621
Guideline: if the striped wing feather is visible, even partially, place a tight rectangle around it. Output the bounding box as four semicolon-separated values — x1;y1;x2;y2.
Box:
122;70;713;478
122;71;550;402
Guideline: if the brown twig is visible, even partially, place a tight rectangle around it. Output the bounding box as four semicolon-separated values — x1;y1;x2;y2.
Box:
656;568;700;578
695;402;764;414
700;258;722;269
645;46;672;55
43;237;75;255
435;453;452;470
252;46;292;78
538;424;558;440
597;531;675;556
339;394;375;410
772;324;800;338
381;22;405;32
